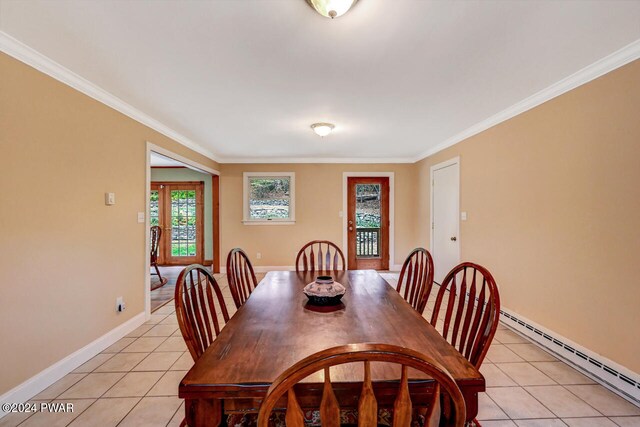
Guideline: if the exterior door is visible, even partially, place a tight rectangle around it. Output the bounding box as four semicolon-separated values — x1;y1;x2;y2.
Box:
347;177;390;270
431;161;460;283
150;181;204;265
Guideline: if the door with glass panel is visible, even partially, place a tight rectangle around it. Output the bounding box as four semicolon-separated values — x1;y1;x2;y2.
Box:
347;177;390;270
150;181;204;265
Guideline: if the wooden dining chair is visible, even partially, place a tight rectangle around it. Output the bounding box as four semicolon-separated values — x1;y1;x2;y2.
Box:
175;264;230;361
257;343;466;427
296;240;346;273
429;262;501;369
150;225;167;290
396;248;434;314
226;248;258;309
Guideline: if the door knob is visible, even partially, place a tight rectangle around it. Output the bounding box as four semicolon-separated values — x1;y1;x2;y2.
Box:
450;236;457;241
349;226;353;231
348;220;353;225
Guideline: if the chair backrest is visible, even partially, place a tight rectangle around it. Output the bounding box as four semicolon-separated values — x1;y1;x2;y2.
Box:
175;264;230;361
396;248;434;314
429;262;500;368
295;240;346;273
150;225;161;263
257;343;466;427
226;248;258;309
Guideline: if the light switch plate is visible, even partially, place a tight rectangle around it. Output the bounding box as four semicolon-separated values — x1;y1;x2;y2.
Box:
137;212;145;223
105;192;115;205
461;211;468;221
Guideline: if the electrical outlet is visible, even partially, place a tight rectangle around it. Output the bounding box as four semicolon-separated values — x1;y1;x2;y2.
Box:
116;297;126;313
256;252;262;260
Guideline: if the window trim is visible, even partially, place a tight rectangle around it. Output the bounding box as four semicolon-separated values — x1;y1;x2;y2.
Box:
242;172;296;225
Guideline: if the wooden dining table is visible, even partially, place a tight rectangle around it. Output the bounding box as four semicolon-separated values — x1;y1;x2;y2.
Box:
179;270;485;426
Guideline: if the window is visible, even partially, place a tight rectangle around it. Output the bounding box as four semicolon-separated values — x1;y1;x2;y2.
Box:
150;189;160;226
243;172;295;224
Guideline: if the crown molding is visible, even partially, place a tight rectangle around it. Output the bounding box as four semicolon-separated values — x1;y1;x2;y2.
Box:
0;31;219;162
412;38;640;162
218;156;415;164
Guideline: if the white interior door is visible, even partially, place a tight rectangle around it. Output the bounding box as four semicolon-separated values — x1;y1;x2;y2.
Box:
431;161;460;283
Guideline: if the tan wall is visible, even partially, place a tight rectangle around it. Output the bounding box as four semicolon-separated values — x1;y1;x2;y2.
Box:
220;164;419;268
0;53;219;394
416;60;640;373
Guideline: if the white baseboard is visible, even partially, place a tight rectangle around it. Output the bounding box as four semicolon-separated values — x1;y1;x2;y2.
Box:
500;306;640;405
0;312;146;418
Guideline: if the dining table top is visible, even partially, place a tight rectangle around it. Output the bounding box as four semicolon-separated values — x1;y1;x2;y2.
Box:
179;269;485;397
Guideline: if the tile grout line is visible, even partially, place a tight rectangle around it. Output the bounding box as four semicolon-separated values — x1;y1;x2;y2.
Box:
165;401;184;427
74;332;177;427
561;384;620;419
112;397;144;427
526;384;605;417
492;359;558;386
479;391;513;422
519;382;606;420
490;338;609;419
496;325;624;417
487;331;557;421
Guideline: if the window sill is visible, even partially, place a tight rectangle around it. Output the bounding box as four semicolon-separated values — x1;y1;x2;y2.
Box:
242;220;296;226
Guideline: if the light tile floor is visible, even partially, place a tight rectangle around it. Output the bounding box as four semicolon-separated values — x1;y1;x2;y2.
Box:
1;272;639;427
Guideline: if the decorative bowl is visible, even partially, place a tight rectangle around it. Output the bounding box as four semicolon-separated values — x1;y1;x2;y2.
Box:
303;277;346;306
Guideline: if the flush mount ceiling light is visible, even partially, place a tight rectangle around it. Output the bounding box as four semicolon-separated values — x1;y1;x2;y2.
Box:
311;122;335;137
305;0;359;19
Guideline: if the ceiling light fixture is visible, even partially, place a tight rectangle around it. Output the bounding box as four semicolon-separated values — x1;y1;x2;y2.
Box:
305;0;359;19
311;122;335;137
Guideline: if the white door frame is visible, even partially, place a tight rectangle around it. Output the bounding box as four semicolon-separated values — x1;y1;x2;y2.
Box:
429;157;460;274
145;142;220;318
342;172;395;271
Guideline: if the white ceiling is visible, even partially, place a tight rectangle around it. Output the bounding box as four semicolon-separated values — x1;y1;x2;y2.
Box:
1;0;639;162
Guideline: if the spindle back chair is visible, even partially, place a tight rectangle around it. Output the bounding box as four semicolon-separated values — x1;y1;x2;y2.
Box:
295;240;346;273
429;262;500;369
150;226;166;289
257;343;465;427
396;248;434;314
226;248;258;309
175;264;230;361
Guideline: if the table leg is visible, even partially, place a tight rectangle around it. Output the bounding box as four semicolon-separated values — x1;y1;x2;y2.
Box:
463;391;479;423
185;398;222;427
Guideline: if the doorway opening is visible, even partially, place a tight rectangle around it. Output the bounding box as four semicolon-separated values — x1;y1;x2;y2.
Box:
151;181;205;266
145;144;220;315
430;157;460;283
343;173;394;271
